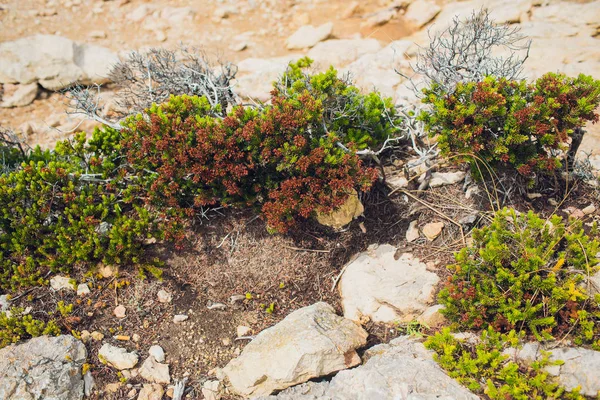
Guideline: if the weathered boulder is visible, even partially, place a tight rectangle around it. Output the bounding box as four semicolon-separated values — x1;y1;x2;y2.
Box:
0;35;118;90
286;23;333;50
218;302;367;397
256;336;478;400
0;335;87;400
139;356;170;384
339;244;440;323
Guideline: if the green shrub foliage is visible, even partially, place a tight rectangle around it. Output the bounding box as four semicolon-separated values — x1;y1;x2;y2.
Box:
425;328;585;400
0;130;160;290
0;307;61;348
420;73;600;177
439;208;600;348
0;59;398;288
120;58;396;232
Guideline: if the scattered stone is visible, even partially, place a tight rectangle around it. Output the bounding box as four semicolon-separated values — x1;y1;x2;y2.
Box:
582;204;596;215
230;294;246;304
80;330;91;343
0;83;38;108
426;171;466;188
139;356;170;384
207;302;227;310
363;9;396;28
98;264;115;278
0;335;87;400
526;192;543;200
404;0;441;27
236;325;252;338
286;22;333;50
202;380;221;400
405;220;420;242
88;30;106;39
342;1;360;18
234;55;302;101
587;271;600;297
465;185;481;199
155;30;167;42
157;289;172;303
316;189;364;229
230;41;248;52
126;4;151;22
149;345;165;363
77;283;91;296
339;244;439;323
307;39;381;67
114;305;126;319
173;314;188;323
257;336;478;400
564;207;585;219
99;343;139;370
137;383;164;400
219;302;367;397
50;275;75;291
417;304;447;328
91;331;104;341
127;388;137;398
132;333;140;342
0;35;118;90
18;121;34;135
222;337;232;346
387;175;408;189
422;221;444;241
104;382;122;393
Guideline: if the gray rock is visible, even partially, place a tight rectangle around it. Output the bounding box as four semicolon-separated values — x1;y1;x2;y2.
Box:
0;35;118;90
339;244;440;323
219;302;367;397
286;23;333;50
0;294;9;312
257;336;478;400
0;83;38;108
0;335;87;400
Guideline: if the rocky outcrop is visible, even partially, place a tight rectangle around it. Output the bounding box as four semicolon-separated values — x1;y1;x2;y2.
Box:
0;35;118;90
339;244;440;323
256;336;478;400
218;302;367;398
507;342;600;397
0;335;87;400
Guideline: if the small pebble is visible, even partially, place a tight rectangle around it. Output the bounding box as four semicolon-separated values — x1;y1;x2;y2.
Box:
173;314;189;323
114;305;126;318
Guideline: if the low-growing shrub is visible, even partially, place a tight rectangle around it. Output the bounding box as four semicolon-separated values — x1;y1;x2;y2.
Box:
121;58;396;232
0;130;161;290
425;327;585;399
438;208;600;348
420;73;600;179
0;307;61;348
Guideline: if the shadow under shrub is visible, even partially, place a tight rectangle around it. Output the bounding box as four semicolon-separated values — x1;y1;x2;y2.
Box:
420;73;600;183
438;208;600;348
